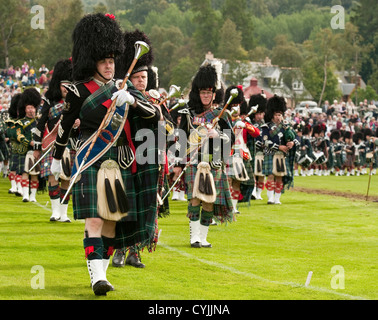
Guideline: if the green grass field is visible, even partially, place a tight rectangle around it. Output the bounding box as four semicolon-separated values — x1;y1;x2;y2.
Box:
0;174;377;301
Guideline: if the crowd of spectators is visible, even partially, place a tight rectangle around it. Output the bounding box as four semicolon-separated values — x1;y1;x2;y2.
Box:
1;61;378;137
0;62;51;112
286;98;378;139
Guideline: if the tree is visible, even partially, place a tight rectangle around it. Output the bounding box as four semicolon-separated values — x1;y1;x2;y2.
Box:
93;2;107;13
217;19;247;60
148;25;186;88
270;34;303;68
0;0;33;68
221;0;255;51
356;85;378;103
170;56;199;92
302;28;340;107
302;60;341;104
225;60;251;87
43;1;83;68
350;0;378;84
189;0;221;53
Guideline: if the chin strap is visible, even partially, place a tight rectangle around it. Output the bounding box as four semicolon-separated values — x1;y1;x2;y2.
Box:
96;70;112;82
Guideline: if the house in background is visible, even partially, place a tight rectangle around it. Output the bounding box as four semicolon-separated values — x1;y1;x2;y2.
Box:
334;70;366;102
202;52;312;109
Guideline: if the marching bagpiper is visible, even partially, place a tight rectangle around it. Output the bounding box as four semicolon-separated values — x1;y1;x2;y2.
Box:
15;88;42;202
364;128;377;174
175;64;235;248
0;112;10;178
311;123;328;176
255;95;298;205
5;93;22;195
111;29;164;269
247;93;267;200
343;131;355;176
353;131;366;176
32;58;77;221
226;86;260;212
50;13;160;296
330;130;344;176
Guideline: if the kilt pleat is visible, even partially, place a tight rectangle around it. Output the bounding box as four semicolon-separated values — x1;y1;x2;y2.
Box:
40;148;76;178
115;163;159;250
185;163;233;223
71;146;157;250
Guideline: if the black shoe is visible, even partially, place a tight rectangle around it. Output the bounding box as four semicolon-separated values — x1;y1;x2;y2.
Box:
190;241;201;248
112;249;126;267
93;280;112;296
126;252;145;268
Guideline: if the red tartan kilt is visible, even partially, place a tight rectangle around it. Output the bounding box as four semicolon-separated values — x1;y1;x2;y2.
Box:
40;148;76;178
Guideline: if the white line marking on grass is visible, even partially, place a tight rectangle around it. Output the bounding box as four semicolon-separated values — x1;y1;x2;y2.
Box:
159;242;369;300
32;201;51;212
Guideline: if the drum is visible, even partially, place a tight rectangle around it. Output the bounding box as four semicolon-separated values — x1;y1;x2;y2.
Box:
366;152;374;164
298;155;313;168
314;151;327;165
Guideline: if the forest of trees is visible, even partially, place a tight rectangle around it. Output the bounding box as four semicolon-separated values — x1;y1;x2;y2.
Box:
1;0;378;104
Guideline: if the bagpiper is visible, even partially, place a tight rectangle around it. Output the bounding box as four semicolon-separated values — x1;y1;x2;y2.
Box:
33;58;77;221
175;64;235;248
246;92;267;201
226;86;260;212
50;13;160;296
15;88;41;202
111;29;163;269
255;95;298;204
5;93;22;195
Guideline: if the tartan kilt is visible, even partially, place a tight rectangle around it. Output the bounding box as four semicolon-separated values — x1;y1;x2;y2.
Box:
334;154;343;168
10;152;19;172
115;162;159;250
262;153;275;176
262;153;292;176
17;153;27;174
358;153;366;167
40;148;76;178
263;151;294;191
72;147;136;220
0;144;9;161
72;146;157;250
327;152;334;169
241;159;254;186
185;163;233;224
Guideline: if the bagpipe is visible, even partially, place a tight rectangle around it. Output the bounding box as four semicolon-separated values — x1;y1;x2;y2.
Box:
161;88;240;203
148;84;181;137
61;41;150;208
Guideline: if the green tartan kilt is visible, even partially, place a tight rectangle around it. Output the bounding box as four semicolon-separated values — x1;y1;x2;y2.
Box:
327;152;334;169
16;153;27;175
185;163;233;224
115;162;159;250
262;153;291;176
334;154;343;168
226;158;254;185
10;152;19;172
241;159;254;186
72;146;158;250
72;147;137;220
